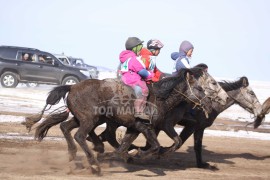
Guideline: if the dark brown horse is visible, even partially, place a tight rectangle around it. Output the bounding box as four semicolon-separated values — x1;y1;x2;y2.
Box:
176;76;262;168
26;68;212;174
55;64;228;157
90;77;262;169
56;65;228;159
89;65;229;155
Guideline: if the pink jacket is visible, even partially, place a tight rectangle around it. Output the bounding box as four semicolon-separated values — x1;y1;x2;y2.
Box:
119;50;152;86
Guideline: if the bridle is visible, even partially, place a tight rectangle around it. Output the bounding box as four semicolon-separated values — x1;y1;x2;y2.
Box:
200;72;223;103
235;87;259;114
174;77;209;118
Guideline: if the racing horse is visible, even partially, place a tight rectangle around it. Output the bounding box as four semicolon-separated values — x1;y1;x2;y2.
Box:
86;64;229;156
26;68;214;175
45;64;228;161
124;76;262;168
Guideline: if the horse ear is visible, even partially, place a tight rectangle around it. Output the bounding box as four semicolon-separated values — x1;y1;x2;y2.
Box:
186;72;191;81
194;63;208;70
241;77;249;87
185;70;194;82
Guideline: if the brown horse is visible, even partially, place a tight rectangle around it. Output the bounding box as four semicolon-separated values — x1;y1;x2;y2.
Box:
47;64;228;158
92;76;263;169
27;68;212;175
60;64;229;156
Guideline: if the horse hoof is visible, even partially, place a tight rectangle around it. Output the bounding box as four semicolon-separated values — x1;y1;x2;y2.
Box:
158;146;170;155
86;136;93;142
126;157;134;163
90;165;102;175
198;162;218;170
93;146;105;153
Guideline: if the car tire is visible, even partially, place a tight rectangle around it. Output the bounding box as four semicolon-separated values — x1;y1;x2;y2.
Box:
0;71;19;88
62;76;79;85
26;82;39;88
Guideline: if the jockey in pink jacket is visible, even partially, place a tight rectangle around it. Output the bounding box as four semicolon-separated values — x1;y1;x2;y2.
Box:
119;37;153;120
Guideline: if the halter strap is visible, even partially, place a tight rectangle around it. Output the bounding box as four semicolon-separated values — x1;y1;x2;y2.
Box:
173;78;209;118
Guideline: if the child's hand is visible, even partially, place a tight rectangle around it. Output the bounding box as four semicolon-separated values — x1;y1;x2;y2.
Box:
138;69;150;79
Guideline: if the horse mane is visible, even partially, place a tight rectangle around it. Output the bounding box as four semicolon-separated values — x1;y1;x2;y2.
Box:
194;63;208;69
153;69;188;99
219;77;249;91
189;65;206;79
153;66;206;99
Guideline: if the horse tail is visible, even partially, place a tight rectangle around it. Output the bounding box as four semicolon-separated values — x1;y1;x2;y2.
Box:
22;85;72;132
35;110;69;141
46;85;71;105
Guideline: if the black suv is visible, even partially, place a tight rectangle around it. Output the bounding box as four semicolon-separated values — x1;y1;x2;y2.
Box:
0;46;92;88
55;54;99;79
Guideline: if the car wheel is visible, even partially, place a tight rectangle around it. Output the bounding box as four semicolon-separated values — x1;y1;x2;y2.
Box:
26;82;39;88
62;76;79;85
0;72;19;88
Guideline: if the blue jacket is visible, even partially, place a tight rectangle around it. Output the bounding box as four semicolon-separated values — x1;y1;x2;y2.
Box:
171;52;191;75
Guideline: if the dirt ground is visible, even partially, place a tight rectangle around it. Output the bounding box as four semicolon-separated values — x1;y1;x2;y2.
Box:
0;86;270;179
0;122;270;180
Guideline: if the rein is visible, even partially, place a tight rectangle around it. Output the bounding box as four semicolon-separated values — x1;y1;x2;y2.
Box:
239;87;258;114
201;72;222;102
174;77;209;118
228;87;256;114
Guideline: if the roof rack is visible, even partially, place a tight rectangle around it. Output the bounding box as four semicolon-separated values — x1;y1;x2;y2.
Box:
0;45;40;51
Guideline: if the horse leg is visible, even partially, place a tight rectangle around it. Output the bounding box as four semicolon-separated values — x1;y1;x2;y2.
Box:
60;117;79;161
179;124;196;144
159;124;182;155
74;117;101;175
88;130;105;153
100;120;121;149
194;128;213;169
87;118;120;150
116;128;139;162
129;129;160;151
133;121;160;158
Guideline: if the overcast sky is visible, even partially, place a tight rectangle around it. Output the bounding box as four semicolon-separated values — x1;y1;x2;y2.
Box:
0;0;269;81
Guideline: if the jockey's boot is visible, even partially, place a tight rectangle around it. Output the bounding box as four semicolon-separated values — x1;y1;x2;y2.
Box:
134;98;150;120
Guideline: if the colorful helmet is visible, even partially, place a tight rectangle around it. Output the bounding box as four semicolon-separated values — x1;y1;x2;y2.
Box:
147;39;164;50
125;37;144;50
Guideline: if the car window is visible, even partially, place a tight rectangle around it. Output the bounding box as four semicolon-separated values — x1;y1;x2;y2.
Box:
31;54;37;62
0;48;16;59
75;59;83;66
58;57;70;65
20;51;35;62
38;54;55;65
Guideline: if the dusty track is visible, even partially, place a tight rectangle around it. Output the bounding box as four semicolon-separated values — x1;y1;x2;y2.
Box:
0;123;270;180
0;86;270;179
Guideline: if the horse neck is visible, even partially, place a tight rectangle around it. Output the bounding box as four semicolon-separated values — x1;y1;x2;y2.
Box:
212;89;237;114
155;86;186;115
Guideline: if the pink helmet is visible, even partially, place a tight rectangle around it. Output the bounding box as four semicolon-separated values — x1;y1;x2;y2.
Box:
147;39;164;50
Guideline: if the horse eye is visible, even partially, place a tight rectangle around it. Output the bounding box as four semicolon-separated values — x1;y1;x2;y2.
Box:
212;82;217;85
249;91;255;96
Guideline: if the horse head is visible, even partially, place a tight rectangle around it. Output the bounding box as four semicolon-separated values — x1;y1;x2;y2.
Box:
153;68;213;118
192;64;229;106
220;77;263;127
